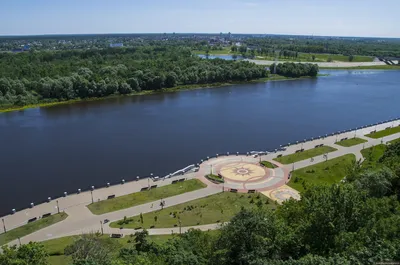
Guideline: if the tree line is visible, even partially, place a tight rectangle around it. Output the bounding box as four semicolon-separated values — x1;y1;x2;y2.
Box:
270;62;319;78
0;46;269;109
2;141;399;265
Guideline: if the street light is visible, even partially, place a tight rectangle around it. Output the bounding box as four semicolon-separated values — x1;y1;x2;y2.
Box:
354;127;358;138
100;220;104;235
56;200;60;214
2;218;6;233
90;190;94;204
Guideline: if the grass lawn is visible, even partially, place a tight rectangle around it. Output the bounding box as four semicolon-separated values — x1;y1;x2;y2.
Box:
87;179;207;215
361;144;387;168
0;213;68;246
260;161;277;168
389;138;400;145
288;154;356;193
206;174;224;183
366;126;400;139
44;232;218;265
110;192;275;229
335;137;368;147
274;146;337;164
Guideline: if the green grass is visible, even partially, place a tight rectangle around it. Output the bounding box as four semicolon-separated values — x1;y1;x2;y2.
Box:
366;126;400;139
110;192;275;229
274;146;337;164
87;179;207;215
0;213;68;246
389;138;400;145
288;154;356;193
335;137;368;147
44;232;217;265
361;144;387;168
205;174;224;183
260;161;277;168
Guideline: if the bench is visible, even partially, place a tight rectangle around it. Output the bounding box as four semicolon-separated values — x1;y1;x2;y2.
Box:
42;213;51;218
28;217;37;223
171;180;179;184
110;234;123;238
277;154;282;158
230;189;238;193
248;190;256;194
150;185;158;189
178;178;185;182
107;195;116;200
140;187;149;191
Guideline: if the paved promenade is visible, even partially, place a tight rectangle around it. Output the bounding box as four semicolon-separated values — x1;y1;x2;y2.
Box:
1;119;399;246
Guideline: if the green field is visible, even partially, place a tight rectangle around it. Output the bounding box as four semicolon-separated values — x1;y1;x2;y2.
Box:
335;137;368;147
288;154;356;193
43;233;177;265
0;213;68;246
274;146;337;164
44;231;220;265
260;161;277;168
361;144;387;168
110;192;275;229
389;138;400;144
366;126;400;139
87;179;206;215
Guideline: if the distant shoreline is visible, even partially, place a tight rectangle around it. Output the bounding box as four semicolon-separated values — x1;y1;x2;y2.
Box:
0;75;317;114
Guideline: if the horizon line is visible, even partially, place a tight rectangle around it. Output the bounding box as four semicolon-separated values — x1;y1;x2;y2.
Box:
1;32;400;39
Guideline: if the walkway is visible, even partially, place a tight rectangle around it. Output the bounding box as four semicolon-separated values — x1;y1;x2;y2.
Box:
1;119;400;246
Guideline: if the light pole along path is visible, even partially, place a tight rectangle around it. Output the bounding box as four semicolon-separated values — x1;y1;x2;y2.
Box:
3;119;400;246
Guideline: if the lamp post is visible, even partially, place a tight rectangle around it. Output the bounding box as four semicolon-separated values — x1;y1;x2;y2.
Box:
56;200;60;214
91;190;94;204
354;128;357;138
2;218;6;233
100;220;104;235
179;220;182;235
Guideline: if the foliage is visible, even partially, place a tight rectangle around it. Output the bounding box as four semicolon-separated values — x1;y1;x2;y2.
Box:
0;47;267;109
269;62;319;78
0;242;48;265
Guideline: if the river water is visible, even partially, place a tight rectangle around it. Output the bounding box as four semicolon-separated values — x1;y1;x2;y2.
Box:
0;70;399;216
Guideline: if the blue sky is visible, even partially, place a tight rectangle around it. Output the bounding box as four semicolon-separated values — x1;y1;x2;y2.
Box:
2;0;399;37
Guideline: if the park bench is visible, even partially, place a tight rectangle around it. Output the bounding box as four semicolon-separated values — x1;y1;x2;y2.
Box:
42;213;51;218
107;195;116;200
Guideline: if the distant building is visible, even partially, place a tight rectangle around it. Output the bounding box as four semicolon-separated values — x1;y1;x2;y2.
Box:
110;43;123;48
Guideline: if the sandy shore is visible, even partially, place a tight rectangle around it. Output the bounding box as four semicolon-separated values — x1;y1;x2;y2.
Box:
247;59;398;68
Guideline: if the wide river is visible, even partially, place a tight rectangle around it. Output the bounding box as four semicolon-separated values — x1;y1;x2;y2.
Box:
0;70;399;216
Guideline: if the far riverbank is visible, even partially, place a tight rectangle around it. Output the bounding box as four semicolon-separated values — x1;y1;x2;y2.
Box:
0;74;319;114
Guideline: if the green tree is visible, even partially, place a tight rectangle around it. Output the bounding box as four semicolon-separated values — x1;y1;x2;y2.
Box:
0;242;49;265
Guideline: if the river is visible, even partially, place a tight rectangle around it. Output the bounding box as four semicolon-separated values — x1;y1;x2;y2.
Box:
0;70;399;216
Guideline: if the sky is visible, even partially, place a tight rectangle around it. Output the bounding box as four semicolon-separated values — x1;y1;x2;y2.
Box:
1;0;399;37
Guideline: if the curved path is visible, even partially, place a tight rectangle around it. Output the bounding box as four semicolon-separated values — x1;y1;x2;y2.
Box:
1;120;400;246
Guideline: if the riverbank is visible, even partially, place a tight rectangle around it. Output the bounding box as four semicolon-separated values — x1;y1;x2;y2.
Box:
0;75;317;114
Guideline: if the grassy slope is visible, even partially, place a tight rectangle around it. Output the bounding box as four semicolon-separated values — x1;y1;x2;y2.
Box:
274;146;337;164
389;138;400;144
366;126;400;139
360;144;387;168
288;154;356;193
0;213;68;246
110;192;275;229
87;179;206;215
44;232;219;265
260;161;277;168
335;137;368;147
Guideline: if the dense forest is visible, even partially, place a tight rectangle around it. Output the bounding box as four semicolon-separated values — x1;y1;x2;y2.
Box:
0;46;271;109
270;63;319;77
2;142;400;265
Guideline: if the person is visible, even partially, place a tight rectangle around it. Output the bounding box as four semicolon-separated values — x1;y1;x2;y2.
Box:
310;157;314;162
